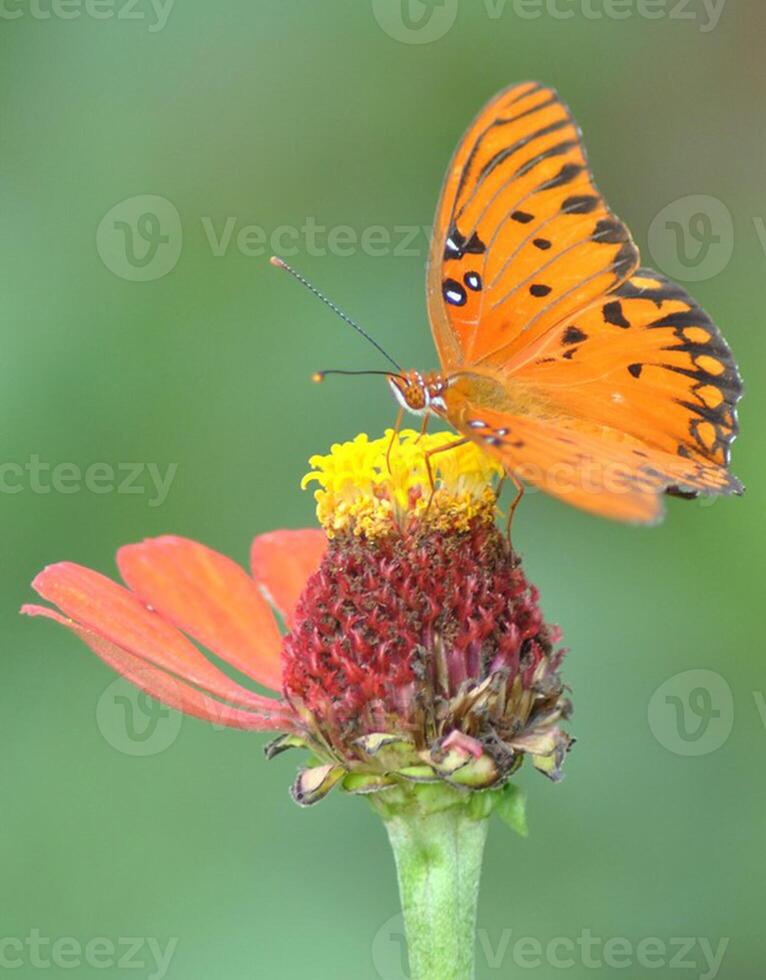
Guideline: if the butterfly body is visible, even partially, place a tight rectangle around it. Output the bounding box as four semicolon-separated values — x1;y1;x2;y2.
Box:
386;81;742;524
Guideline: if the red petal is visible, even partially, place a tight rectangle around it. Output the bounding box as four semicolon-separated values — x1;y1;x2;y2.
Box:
250;529;326;628
28;562;279;713
22;605;290;731
117;536;283;691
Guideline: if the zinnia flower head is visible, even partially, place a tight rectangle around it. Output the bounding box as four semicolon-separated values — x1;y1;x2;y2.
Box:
22;430;572;811
283;429;572;804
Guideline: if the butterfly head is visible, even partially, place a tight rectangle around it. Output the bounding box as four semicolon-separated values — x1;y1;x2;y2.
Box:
388;370;448;417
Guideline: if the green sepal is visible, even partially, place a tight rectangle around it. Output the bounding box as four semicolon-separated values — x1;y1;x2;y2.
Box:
445;752;500;789
531;729;574;782
428;746;474;777
353;732;419;770
494;780;528;837
397;765;441;783
354;732;406;755
290;764;345;806
264;733;307;760
341;771;397;795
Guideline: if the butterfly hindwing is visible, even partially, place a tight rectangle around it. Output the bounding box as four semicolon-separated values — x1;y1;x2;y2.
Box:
451;403;740;525
427;81;639;372
510;269;743;477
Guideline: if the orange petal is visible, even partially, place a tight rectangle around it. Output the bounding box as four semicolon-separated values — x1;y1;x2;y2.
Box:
22;605;290;731
117;536;283;692
27;563;280;714
250;529;326;628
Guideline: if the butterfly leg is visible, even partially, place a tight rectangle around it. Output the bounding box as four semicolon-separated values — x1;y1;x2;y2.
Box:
423;437;469;510
495;473;506;502
504;471;525;546
415;413;430;443
386;407;405;475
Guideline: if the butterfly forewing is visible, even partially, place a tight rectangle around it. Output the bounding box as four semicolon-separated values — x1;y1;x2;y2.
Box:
428;81;639;371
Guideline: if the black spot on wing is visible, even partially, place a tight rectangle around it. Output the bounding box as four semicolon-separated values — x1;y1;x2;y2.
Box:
514;140;579;180
648;310;700;331
533;237;552;250
665;486;700;500
537;161;584;191
511;210;535;224
628;363;643;378
443;279;467;307
563;326;587;344
603;300;630;328
464;271;482;292
615;268;689;305
613;241;639;278
530;284;552;297
562;194;599;215
444;225;486;261
593;217;630;244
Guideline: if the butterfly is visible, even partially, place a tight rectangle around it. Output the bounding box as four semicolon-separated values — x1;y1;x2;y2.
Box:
278;81;743;524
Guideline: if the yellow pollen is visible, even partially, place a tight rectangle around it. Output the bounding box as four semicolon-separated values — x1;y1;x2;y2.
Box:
301;430;504;539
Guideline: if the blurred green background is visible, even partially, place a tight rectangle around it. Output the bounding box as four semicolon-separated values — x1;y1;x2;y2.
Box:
2;2;764;977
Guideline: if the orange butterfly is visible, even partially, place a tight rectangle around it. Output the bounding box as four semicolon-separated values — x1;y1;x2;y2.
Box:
280;81;743;524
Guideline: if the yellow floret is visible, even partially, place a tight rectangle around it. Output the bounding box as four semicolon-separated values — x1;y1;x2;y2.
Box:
302;430;503;538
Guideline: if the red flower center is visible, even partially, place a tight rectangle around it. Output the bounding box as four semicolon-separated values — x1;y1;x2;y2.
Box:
282;520;560;755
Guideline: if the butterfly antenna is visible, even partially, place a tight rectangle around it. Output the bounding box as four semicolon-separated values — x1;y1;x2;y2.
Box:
270;256;403;372
312;369;404;384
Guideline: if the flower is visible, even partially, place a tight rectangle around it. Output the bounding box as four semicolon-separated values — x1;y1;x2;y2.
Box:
22;429;573;809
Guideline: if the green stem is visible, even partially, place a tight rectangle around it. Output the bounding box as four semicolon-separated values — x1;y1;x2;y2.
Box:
383;804;489;980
